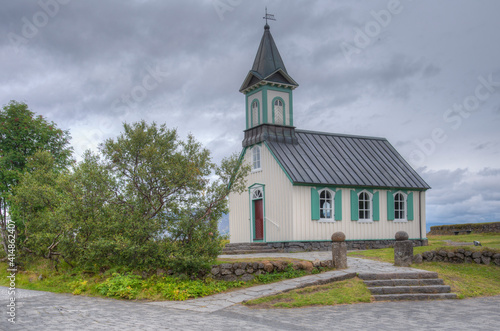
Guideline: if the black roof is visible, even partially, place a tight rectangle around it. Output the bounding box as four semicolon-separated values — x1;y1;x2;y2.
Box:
265;129;430;190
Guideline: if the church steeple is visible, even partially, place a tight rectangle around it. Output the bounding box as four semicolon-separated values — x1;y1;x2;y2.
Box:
240;24;298;93
241;20;299;147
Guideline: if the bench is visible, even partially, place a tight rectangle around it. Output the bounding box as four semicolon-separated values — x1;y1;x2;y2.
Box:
453;230;472;235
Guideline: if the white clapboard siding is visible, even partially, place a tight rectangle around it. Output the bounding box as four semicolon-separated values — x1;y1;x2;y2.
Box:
228;144;294;243
292;187;425;241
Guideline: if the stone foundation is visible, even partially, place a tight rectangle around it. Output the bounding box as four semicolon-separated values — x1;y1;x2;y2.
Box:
266;239;427;252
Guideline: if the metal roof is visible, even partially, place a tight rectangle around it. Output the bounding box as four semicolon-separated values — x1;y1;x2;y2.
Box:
252;24;288;78
265;129;430;190
239;25;298;92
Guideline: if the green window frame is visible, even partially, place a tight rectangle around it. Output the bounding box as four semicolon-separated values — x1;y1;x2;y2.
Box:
311;187;342;221
387;190;414;221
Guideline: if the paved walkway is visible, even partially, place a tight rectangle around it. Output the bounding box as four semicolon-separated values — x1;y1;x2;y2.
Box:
1;253;499;330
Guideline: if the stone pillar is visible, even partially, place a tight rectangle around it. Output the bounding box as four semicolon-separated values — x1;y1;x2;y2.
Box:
394;231;413;267
331;232;347;269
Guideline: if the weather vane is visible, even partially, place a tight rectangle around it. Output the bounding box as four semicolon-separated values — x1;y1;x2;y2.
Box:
263;7;276;25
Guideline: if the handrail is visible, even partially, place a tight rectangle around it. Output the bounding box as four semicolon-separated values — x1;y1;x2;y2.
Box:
265;217;279;228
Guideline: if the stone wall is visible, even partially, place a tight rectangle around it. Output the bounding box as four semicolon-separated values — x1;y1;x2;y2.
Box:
210;260;332;281
266;239;428;252
428;222;500;235
415;249;500;266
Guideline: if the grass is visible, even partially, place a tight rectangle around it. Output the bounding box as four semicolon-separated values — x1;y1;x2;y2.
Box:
426;232;500;250
244;278;372;308
409;262;500;299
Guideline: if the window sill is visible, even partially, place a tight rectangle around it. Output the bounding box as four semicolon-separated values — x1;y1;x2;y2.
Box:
251;168;262;174
318;219;336;223
393;219;408;223
357;219;373;223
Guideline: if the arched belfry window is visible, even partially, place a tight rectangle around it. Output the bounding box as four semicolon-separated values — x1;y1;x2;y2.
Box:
251;100;259;127
273;98;284;125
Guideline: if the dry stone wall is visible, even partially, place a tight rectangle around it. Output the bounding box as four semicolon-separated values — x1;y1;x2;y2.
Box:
210;260;332;281
428;222;500;235
414;249;500;266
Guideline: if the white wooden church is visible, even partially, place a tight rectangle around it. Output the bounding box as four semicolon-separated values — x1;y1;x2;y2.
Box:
228;22;430;250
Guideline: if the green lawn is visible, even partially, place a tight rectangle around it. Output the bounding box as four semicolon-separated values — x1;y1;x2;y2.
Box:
244;278;371;308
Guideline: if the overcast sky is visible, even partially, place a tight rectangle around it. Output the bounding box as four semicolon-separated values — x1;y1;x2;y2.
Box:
1;0;499;228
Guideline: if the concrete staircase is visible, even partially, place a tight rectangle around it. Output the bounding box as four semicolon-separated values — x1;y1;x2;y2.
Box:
359;272;457;301
221;243;281;255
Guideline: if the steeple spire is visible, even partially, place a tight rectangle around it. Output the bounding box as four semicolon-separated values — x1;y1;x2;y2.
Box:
239;15;298;93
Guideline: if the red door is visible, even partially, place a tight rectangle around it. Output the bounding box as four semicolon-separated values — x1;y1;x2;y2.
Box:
254;199;263;241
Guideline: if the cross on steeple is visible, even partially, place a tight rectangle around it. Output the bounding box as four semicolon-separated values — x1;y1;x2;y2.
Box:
263;7;276;27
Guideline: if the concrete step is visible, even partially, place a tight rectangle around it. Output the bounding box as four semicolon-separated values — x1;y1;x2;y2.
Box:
358;272;439;281
368;285;452;295
373;293;458;301
364;278;444;287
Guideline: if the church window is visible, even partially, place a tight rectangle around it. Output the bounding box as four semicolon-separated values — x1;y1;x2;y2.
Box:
251;188;263;200
319;189;334;221
358;191;372;221
251;100;259;126
394;192;407;221
273;98;284;125
252;145;261;171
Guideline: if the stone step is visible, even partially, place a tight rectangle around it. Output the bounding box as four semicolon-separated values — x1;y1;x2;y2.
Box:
364;278;444;287
358;272;439;281
222;246;273;252
373;293;457;301
224;242;270;248
221;249;281;255
368;285;452;295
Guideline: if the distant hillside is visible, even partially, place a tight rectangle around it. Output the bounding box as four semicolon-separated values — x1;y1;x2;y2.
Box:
218;213;229;235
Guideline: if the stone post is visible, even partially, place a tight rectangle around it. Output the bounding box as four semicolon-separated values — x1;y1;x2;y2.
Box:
331;231;347;269
394;231;413;267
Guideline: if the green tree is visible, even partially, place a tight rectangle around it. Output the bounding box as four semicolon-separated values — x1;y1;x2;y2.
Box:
0;101;72;256
13;121;249;274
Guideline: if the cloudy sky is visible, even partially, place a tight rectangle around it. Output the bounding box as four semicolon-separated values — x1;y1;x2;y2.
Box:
1;0;499;229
